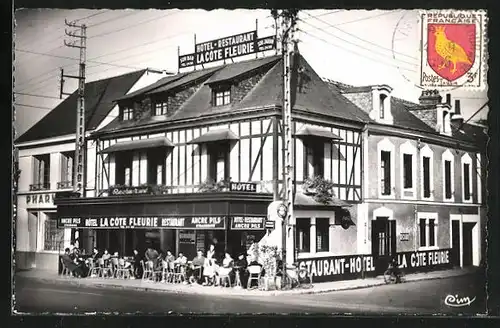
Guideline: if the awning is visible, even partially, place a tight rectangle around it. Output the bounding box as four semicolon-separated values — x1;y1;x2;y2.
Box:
188;129;239;144
99;136;174;154
294;192;352;208
294;127;342;140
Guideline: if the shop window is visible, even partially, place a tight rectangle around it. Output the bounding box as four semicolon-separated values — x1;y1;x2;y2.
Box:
418;214;438;249
59;151;74;189
423;156;431;198
316;218;329;252
147;149;166;185
31;154;50;191
305;141;324;178
463;163;471;201
380;151;391;195
122;107;134;121
213;86;231;106
115;151;133;186
296;218;310;253
44;216;64;251
208;143;230;182
403;153;413;189
154;101;168;116
444;160;452;199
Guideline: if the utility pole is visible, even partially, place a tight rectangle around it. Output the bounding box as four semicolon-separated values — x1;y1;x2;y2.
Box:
279;9;298;266
61;19;87;196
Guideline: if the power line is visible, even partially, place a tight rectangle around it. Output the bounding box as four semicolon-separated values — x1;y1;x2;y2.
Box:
302;11;418;61
299;19;418;68
299;29;417;73
89;11;178;39
87;10;142;28
14;103;53;110
332;10;399;26
455;102;488;132
74;10;111;22
14;92;62;100
302;10;342;20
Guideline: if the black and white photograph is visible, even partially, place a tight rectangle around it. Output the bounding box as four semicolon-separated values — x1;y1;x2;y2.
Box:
12;8;489;315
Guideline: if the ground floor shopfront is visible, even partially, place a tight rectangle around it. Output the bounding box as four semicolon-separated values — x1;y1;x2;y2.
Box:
54;192;272;261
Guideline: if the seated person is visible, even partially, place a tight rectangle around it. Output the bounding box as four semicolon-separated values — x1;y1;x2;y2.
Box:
234;253;248;288
62;248;84;278
90;247;100;261
203;257;216;286
145;246;159;262
217;252;234;286
174;252;188;267
190;250;206;284
165;250;175;264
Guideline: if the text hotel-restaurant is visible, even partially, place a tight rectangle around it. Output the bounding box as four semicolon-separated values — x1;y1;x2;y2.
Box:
15;49;486;282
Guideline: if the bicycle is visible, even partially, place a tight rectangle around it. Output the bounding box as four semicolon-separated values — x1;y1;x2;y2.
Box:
383;259;404;284
280;262;313;290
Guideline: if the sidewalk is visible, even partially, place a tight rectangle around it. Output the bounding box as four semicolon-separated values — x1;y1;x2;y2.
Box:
16;267;478;297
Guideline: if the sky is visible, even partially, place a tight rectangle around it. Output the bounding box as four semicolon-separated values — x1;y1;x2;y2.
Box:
13;9;489;137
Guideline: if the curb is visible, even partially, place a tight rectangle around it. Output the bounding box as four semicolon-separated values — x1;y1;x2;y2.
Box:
18;270;475;296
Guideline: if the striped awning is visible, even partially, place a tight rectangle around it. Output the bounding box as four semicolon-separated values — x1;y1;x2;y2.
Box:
188;129;239;144
294;127;342;140
99;137;174;154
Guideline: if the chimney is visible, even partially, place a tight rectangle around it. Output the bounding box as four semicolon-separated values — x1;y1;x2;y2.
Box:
451;99;464;127
445;93;451;106
418;90;442;105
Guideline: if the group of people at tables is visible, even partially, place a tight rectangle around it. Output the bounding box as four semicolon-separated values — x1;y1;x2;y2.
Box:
61;243;263;288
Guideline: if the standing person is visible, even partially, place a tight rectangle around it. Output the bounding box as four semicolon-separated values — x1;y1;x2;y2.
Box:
90;247;99;261
234;252;248;288
145;245;159;262
132;249;142;279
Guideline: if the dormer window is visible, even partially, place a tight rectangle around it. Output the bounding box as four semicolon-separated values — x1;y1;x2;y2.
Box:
213;86;231;106
380;94;387;119
442;111;448;133
122;107;134;121
154;101;168;116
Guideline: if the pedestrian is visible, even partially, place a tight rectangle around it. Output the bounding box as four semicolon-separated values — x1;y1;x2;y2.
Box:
132;249;142;279
234;252;248;288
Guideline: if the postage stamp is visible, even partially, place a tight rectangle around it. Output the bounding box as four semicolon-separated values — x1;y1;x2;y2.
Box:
419;10;488;91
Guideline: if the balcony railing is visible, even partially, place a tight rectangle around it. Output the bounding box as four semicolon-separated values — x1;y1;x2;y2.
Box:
29;182;51;191
57;181;73;189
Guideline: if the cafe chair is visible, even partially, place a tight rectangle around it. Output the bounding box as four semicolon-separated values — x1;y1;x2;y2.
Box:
141;260;154;282
218;267;232;287
99;258;113;278
88;258;100;278
60;258;71;277
173;264;186;284
247;265;262;289
116;258;131;279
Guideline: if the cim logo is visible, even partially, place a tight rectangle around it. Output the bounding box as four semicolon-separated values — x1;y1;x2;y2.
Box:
444;294;476;307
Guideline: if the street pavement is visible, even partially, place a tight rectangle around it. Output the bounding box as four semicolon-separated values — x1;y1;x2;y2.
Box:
14;272;486;315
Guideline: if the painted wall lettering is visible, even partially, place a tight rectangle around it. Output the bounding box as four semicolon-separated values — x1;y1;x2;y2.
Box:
297;254;376;283
26;193;56;208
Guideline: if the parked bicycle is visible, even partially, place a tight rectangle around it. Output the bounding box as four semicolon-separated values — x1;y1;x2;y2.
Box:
279;262;313;290
383;257;404;284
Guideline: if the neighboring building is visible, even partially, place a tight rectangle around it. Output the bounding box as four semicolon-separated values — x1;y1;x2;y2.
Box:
327;81;486;278
15;69;167;270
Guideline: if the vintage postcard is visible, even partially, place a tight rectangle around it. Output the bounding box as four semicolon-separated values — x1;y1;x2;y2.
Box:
12;8;489;316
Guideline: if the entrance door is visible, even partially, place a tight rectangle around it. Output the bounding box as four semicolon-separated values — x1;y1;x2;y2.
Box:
372;217;396;275
451;220;460;266
463;222;475;266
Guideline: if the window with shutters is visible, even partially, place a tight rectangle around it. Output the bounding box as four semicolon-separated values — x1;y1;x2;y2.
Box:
442;150;454;201
400;141;417;199
305;141;325;178
403;154;413;189
208;142;230;182
31;154;50;191
296;218;310;253
147;149;166;185
421;146;434;200
58;152;74;189
418;213;438;250
213;85;231;106
380;151;391;195
461;153;473;203
44;214;64;251
115;151;133;186
316;218;329;252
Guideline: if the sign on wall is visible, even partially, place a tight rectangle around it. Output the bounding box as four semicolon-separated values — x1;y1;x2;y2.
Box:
229;182;257;192
230;216;265;230
178;30;276;68
57;216;227;230
26;193;56;208
179;230;196;244
298;248;457;283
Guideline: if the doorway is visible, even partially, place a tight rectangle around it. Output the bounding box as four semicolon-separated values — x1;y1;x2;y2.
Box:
451;220;460;266
463;222;475;267
372;217;396;275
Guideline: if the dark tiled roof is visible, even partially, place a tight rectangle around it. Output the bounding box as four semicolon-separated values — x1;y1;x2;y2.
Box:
455;122;487;148
16;70;146;143
115;73;189;101
98;54;371;135
390;97;436;132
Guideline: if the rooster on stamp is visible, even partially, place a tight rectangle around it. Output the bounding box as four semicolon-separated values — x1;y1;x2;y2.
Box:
419;10;487;91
